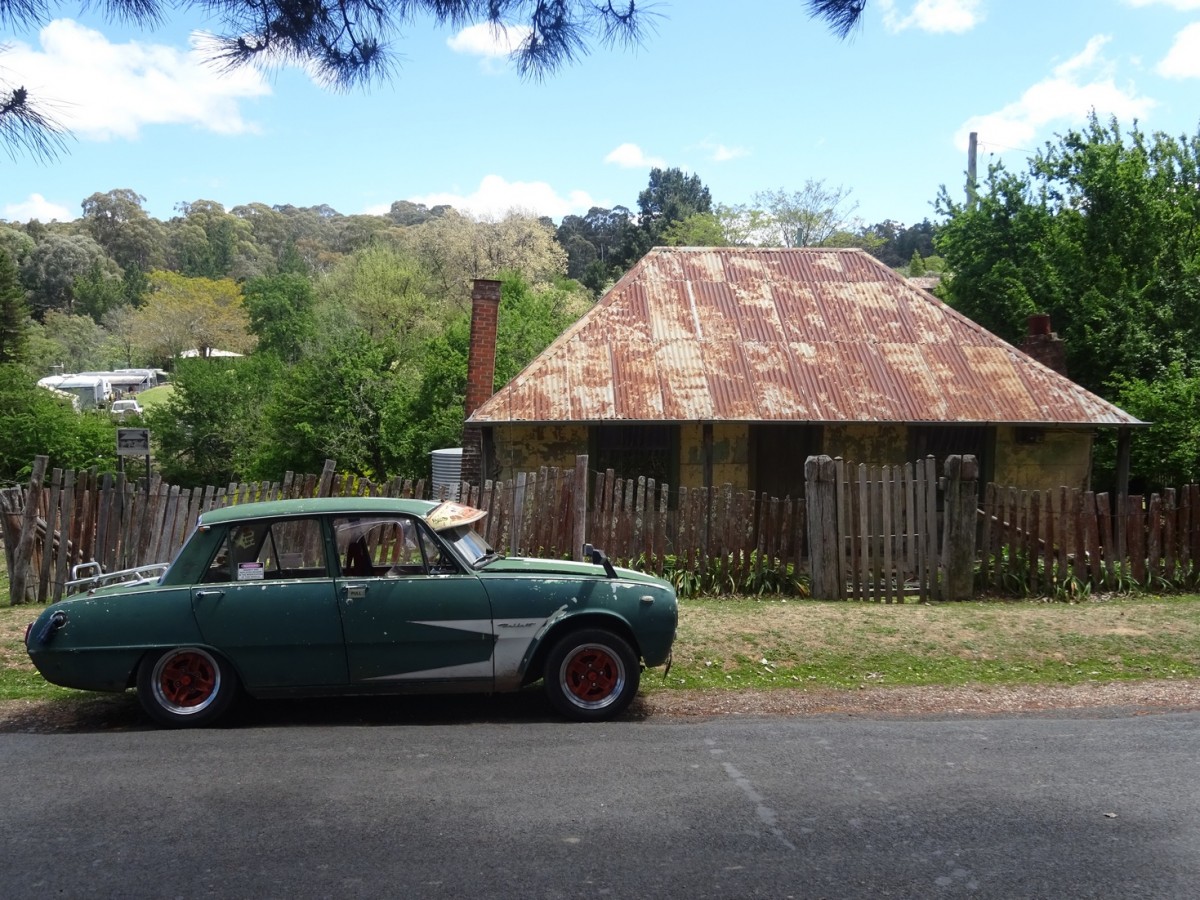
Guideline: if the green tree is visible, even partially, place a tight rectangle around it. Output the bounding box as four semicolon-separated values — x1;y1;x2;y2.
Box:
147;355;282;486
166;199;265;279
863;219;937;268
132;271;255;366
660;213;729;247
386;273;590;476
753;180;858;248
242;273;317;362
610;168;714;271
314;246;442;347
73;259;127;323
25;311;113;373
638;168;713;241
936;115;1200;395
19;233;119;318
0;248;29;364
392;210;567;297
0;365;118;481
0;226;35;266
81;189;166;274
254;329;403;479
1107;364;1200;490
908;251;926;276
555;206;632;290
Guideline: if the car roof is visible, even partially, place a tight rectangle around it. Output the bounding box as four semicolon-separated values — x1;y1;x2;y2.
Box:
198;496;442;526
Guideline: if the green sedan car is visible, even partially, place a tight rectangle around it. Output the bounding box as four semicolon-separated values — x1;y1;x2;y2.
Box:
26;497;678;727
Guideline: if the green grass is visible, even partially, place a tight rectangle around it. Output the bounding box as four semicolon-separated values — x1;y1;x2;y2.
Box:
135;384;174;409
4;592;1200;704
647;594;1200;693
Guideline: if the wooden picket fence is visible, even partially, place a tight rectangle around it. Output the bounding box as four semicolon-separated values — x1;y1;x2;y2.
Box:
979;483;1200;595
582;470;807;594
5;453;1200;604
0;457;585;606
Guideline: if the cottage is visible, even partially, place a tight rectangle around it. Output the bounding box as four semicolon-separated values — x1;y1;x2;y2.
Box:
463;247;1142;497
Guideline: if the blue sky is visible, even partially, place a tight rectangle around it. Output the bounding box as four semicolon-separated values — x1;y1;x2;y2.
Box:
2;1;1199;230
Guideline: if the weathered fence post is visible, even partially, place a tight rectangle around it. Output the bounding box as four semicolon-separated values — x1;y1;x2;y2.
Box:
573;455;588;561
10;455;49;605
941;454;979;600
805;455;840;600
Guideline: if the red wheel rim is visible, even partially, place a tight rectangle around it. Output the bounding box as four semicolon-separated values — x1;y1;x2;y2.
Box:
153;649;220;713
561;644;625;708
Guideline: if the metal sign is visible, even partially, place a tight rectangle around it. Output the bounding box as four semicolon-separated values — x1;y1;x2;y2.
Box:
117;428;151;457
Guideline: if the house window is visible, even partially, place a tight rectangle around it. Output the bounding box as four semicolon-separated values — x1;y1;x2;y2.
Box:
908;425;995;486
749;424;823;499
591;424;678;488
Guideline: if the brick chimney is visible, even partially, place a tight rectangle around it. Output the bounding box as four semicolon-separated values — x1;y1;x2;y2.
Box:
461;278;502;486
1019;313;1068;377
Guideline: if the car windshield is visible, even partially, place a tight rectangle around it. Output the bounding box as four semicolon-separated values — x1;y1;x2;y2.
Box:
441;525;500;568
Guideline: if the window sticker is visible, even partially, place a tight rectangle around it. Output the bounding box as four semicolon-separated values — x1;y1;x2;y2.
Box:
237;562;265;581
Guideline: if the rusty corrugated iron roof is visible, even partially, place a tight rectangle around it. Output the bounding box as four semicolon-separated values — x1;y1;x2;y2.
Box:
469;247;1143;427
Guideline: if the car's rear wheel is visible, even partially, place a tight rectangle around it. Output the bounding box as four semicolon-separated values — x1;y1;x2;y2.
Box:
544;628;640;721
136;647;238;728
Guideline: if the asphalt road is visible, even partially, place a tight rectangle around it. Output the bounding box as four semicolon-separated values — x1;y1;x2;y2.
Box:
2;695;1198;899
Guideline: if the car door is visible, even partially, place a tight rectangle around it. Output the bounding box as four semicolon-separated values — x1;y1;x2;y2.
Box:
332;515;494;688
191;516;348;689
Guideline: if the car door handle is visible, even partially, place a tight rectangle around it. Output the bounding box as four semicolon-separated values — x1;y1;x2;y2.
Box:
195;590;224;600
342;584;367;603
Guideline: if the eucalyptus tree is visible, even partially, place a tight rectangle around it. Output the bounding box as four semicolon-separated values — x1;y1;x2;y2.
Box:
753;180;858;248
391;209;567;299
80;189;166;274
19;232;119;318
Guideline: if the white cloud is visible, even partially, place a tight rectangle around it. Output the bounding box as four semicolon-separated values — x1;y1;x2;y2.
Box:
1124;0;1200;9
955;36;1156;151
400;175;597;220
1158;23;1200;78
880;0;984;34
696;138;749;162
4;19;271;141
604;142;667;169
3;194;73;223
446;22;530;73
447;22;529;58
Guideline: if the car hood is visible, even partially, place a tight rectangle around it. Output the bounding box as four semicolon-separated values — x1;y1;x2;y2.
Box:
483;556;671;588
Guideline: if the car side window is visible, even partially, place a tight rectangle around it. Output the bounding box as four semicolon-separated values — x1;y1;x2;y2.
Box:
202;518;327;584
417;525;458;574
332;516;458;577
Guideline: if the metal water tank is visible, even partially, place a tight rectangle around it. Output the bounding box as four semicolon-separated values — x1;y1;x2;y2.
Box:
430;448;464;500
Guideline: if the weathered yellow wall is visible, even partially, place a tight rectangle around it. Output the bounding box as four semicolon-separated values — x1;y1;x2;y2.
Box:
489;424;588;480
993;427;1092;492
679;423;750;490
489;421;1094;493
821;424;910;466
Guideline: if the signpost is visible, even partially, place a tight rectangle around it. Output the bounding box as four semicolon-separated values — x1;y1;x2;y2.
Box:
116;428;150;457
117;428;151;485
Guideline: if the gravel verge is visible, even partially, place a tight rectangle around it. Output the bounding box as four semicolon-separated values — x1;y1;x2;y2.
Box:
2;678;1198;732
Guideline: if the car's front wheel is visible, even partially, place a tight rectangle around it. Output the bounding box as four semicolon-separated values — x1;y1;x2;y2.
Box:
136;647;239;728
544;628;640;721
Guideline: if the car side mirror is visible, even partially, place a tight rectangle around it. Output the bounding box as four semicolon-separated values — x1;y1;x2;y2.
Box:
582;543;617;579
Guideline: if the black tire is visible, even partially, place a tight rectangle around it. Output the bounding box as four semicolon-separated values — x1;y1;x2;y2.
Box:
544;628;640;721
136;647;239;728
